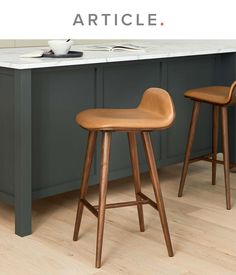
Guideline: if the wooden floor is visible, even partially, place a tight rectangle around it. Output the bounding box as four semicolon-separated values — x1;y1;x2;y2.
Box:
1;159;236;275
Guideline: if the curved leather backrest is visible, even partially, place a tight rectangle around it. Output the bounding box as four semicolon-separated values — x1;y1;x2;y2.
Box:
228;80;236;104
138;87;175;126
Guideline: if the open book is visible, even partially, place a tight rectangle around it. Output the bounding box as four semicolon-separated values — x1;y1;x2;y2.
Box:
81;44;145;52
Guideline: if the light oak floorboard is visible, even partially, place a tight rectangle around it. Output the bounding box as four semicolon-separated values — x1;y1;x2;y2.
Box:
0;158;236;274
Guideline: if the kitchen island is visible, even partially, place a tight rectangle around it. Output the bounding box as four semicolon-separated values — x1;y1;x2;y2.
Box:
0;40;236;236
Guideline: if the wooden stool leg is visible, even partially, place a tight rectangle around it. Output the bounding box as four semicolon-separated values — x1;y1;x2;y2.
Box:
178;101;201;197
221;107;231;210
128;132;145;232
73;131;97;241
141;132;174;257
96;131;112;268
212;105;219;185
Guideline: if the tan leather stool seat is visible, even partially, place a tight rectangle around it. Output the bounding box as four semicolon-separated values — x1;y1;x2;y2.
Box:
77;108;174;130
185;86;236;105
76;88;175;131
73;87;175;268
179;80;236;210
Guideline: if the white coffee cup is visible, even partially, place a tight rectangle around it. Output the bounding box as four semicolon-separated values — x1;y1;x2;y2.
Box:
48;40;73;55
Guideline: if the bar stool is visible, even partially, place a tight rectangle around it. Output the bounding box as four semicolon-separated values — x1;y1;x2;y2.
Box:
73;88;175;268
178;81;236;210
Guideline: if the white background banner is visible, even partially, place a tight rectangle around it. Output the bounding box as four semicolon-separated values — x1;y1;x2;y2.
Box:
0;0;235;39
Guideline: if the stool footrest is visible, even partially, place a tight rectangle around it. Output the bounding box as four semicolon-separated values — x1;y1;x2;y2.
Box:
94;199;149;209
189;153;213;164
189;153;236;170
82;193;158;217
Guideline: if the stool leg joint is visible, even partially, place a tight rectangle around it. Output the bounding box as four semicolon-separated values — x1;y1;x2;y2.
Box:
138;192;159;211
81;199;98;218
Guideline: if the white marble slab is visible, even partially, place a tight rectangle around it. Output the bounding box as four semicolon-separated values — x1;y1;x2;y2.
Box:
0;40;236;70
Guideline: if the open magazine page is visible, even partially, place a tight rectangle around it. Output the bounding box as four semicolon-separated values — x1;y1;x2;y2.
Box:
79;43;145;51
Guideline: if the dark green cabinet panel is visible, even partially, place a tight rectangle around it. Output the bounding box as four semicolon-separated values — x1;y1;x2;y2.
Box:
166;56;216;160
1;52;236;237
32;67;96;192
0;73;14;196
1;53;236;237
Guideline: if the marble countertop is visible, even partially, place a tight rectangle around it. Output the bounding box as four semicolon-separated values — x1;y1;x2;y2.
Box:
1;40;236;70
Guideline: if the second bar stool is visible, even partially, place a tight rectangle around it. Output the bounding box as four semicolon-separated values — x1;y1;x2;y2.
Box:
73;88;175;268
178;81;236;210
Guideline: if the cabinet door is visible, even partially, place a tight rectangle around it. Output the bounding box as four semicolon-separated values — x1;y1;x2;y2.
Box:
32;66;96;195
103;61;161;179
166;56;216;162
